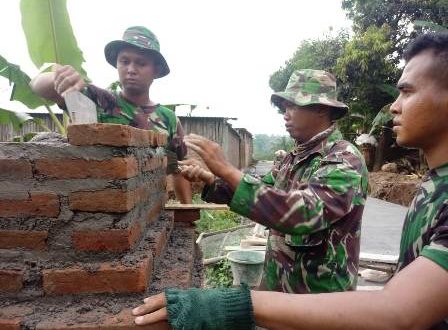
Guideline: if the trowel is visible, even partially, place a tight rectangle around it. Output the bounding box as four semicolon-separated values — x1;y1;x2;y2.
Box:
64;90;98;124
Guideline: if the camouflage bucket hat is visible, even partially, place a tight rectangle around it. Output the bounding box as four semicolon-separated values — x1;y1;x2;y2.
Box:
104;26;170;78
271;69;348;119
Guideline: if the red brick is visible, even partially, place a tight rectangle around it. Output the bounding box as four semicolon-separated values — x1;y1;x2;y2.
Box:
73;222;142;252
35;309;168;330
173;209;200;223
69;187;145;213
0;318;21;330
43;258;152;295
155;133;168;147
35;157;138;179
0;306;33;330
141;156;163;172
150;227;168;260
0;269;23;292
36;322;99;330
101;308;169;329
147;130;156;147
0;192;60;217
0;230;47;250
0;159;32;180
67;124;149;147
146;200;163;224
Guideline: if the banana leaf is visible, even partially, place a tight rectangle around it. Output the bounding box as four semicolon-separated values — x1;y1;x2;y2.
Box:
20;0;89;80
0;107;33;130
0;55;47;109
369;104;393;136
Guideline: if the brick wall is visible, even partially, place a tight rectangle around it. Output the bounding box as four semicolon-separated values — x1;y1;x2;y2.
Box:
0;124;201;329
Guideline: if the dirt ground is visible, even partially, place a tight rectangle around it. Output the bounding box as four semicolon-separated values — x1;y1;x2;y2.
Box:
368;171;422;207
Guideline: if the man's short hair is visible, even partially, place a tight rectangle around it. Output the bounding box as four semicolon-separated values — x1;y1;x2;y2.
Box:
403;32;448;88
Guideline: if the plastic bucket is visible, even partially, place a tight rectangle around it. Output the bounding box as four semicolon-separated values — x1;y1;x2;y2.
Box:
227;250;265;288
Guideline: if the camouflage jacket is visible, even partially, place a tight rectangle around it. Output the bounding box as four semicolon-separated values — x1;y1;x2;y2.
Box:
82;84;187;170
203;126;368;293
397;163;448;330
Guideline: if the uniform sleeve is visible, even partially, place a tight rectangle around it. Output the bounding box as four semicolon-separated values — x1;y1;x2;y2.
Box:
230;150;366;235
421;201;448;270
82;84;118;115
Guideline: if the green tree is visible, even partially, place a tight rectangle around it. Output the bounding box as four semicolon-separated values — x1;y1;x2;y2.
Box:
335;25;399;134
342;0;448;58
253;134;294;160
269;30;349;93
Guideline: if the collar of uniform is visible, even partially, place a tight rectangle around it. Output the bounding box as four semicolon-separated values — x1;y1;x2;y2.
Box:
424;162;448;182
290;125;340;159
116;92;159;113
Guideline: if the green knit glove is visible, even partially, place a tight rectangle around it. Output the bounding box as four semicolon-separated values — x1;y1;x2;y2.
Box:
165;284;255;330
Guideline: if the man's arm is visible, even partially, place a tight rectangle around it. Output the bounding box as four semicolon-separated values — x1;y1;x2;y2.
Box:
185;134;365;235
30;65;86;104
172;173;192;204
132;257;448;330
253;257;448;330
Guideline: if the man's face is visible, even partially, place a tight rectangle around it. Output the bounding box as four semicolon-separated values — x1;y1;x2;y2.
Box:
116;47;158;96
281;102;323;143
390;51;448;150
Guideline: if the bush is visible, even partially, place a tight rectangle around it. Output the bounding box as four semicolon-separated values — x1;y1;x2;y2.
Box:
205;259;233;288
192;194;242;233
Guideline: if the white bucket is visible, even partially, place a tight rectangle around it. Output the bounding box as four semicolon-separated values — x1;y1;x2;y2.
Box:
227;250;265;288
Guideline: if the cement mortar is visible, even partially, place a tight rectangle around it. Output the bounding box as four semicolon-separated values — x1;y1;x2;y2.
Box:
0;224;203;329
0;211;171;293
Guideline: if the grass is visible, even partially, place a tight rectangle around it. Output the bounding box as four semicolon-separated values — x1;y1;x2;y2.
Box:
192;194;242;233
191;194;242;287
205;259;233;288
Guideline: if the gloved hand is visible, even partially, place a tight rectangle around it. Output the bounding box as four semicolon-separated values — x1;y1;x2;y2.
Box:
165;284;255;330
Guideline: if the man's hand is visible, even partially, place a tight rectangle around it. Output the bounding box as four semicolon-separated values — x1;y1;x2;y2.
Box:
184;134;243;189
179;159;215;185
132;292;168;326
184;134;233;178
184;134;243;190
53;65;86;97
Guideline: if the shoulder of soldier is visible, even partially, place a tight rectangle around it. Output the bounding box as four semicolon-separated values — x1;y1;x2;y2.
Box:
323;139;365;167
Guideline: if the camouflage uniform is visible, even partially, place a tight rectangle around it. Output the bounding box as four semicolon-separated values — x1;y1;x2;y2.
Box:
397;163;448;329
203;70;368;294
82;84;187;173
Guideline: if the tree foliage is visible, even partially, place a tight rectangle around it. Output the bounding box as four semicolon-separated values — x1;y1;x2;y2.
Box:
342;0;448;58
269;30;349;92
269;1;446;139
253;134;294;160
335;25;399;123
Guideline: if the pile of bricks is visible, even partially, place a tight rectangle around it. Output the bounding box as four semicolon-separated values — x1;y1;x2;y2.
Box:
0;124;202;330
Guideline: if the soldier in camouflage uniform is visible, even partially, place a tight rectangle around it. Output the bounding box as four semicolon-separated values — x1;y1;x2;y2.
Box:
31;26;191;203
133;32;448;330
182;69;369;294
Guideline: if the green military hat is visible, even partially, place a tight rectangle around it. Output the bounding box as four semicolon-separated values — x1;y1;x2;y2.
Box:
104;26;170;78
271;69;348;119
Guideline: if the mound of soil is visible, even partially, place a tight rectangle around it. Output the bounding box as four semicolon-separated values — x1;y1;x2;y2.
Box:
368;171;421;207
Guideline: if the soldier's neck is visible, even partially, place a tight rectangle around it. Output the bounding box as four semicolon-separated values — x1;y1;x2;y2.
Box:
121;90;155;107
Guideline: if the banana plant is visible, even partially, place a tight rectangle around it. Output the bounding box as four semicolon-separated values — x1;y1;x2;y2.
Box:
0;0;88;137
0;54;57;132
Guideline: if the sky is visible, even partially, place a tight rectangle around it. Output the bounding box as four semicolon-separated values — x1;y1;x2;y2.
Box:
0;0;352;136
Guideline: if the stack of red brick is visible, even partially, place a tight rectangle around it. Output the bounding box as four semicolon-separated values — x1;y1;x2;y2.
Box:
0;124;201;330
